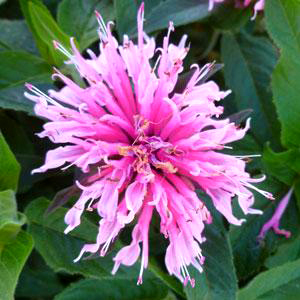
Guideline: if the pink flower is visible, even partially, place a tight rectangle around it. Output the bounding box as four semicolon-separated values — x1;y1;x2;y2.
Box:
209;0;265;19
258;187;293;240
25;3;272;285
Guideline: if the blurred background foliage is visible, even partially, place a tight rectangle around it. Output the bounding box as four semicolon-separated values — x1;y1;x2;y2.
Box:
1;0;300;299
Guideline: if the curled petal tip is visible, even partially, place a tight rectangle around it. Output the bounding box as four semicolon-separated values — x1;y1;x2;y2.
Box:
137;276;143;285
274;228;291;238
95;10;101;18
139;2;144;12
191;278;195;288
64;227;72;234
183;277;188;286
25;82;33;90
53;40;59;49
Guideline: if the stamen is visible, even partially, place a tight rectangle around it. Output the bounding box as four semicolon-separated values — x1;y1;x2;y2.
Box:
53;40;73;60
241;180;274;200
137;252;145;285
25;83;64;108
101;230;116;256
152;55;161;73
95;10;108;42
235;154;261;158
86;197;96;211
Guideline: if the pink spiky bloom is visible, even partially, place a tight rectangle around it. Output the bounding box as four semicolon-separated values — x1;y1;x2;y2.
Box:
25;3;272;286
208;0;265;19
258;187;293;240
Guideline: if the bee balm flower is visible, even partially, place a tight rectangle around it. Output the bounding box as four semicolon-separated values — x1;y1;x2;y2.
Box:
25;3;272;286
209;0;265;19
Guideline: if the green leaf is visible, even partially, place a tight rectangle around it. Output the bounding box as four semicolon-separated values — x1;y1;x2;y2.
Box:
265;0;300;148
0;51;52;113
0;112;53;193
265;0;300;61
25;198;119;278
184;196;238;300
265;235;300;269
115;0;210;37
270;55;300;148
114;0;137;37
0;190;26;246
25;198;183;296
54;278;168;300
25;199;148;277
238;259;300;300
20;0;72;66
0;230;34;300
0;133;20;191
0;20;38;54
221;31;280;146
262;144;297;185
57;0;114;50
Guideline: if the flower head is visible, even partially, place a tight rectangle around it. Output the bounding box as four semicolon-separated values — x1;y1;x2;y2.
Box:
209;0;265;19
25;3;272;285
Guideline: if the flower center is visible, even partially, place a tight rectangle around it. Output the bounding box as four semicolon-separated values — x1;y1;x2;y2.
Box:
118;137;178;180
118;116;178;181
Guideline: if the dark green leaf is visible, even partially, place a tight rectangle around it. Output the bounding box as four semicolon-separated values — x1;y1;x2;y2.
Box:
45;185;80;215
210;4;251;31
265;0;300;148
221;31;280;146
57;0;114;50
114;0;138;37
0;51;51;113
0;20;38;54
0;132;20;191
16;256;64;298
25;197;119;278
0;230;33;300
238;259;300;300
25;198;145;276
115;0;210;37
228;109;253;126
0;112;52;192
54;278;168;300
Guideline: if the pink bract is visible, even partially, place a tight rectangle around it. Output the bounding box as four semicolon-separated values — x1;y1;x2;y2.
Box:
258;187;293;240
25;3;272;286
